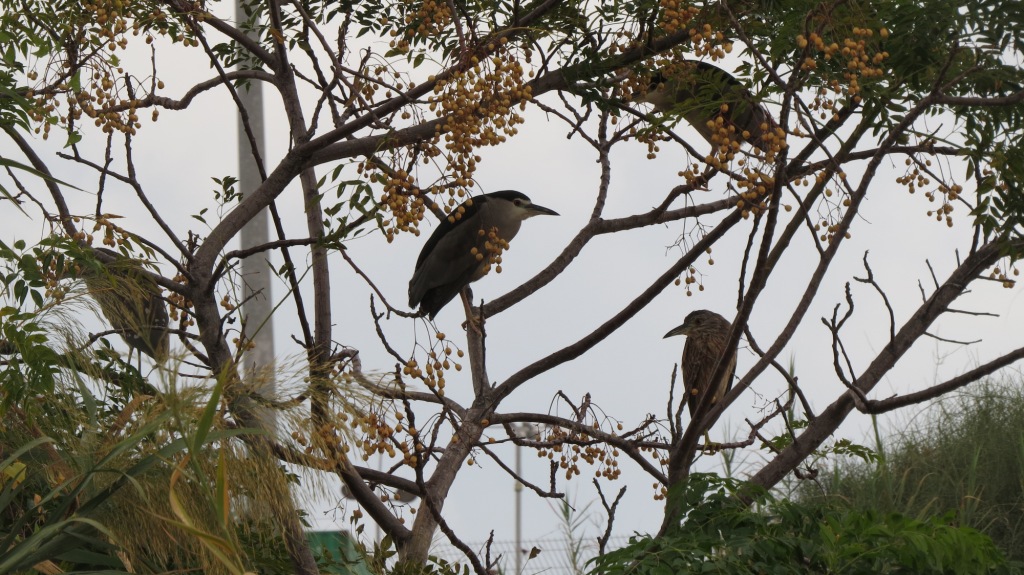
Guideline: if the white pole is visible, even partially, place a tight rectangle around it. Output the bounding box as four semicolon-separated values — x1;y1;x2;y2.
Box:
515;438;523;575
236;1;276;433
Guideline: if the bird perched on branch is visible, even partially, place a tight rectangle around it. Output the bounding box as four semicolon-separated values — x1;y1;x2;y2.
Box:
82;247;170;363
409;190;559;320
636;61;776;152
664;310;736;436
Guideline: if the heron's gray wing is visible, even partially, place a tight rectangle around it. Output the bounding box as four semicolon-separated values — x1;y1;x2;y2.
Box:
408;221;487;313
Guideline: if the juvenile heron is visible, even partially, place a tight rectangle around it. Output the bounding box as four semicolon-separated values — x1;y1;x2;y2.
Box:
408;190;558;319
663;310;736;433
82;247;170;363
637;61;775;151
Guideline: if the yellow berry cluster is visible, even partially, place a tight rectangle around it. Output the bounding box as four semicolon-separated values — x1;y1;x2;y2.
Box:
702;116;746;166
388;0;453;55
64;214;122;248
443;191;471;221
351;64;410;109
793;168;852;244
355;411;401;461
166;273;193;328
704;120;787;170
224;283;257;351
809;80;845;122
675;163;704;186
622;100;667;160
989;263;1019;289
293;417;349;463
674;265;705;297
402;331;464;396
25;86;63;141
657;2;700;35
897;156;963;228
813;200;850;243
66;84;146;137
359;407;425;469
621;122;668;161
371;166;426;243
26;1;182;139
688;24;731;60
427;41;531;194
470;227;510;275
734;169;778;218
375;41;532;242
811;215;848;243
91;214;134;248
536;425;622;481
652;482;670;500
797;27;889;103
924;183;961;227
638;441;677;499
41;250;77;305
292;399;424;470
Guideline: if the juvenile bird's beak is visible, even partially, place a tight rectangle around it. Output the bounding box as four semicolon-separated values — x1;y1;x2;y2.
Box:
663;324;689;338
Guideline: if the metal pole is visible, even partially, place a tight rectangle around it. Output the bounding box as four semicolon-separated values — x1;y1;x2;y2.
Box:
236;0;275;433
231;10;324;575
515;438;523;575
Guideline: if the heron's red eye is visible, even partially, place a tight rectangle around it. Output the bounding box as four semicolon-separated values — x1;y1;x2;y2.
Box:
514;199;523;206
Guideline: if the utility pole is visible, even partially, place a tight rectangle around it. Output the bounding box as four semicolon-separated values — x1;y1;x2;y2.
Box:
236;0;275;432
515;436;524;575
231;8;322;575
514;423;542;575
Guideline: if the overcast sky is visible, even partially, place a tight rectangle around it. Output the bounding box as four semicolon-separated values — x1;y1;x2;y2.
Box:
4;4;1024;569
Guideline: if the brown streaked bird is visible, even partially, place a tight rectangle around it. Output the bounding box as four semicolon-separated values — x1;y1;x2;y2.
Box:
82;247;170;363
663;310;736;428
636;61;776;152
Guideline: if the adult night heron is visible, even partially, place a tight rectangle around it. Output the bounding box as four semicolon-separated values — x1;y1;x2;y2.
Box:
408;190;559;319
663;310;736;436
637;61;775;151
82;247;170;363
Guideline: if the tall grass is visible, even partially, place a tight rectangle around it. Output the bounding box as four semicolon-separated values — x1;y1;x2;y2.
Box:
801;377;1024;560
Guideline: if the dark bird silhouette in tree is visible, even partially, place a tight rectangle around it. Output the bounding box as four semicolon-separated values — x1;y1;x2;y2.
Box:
82;247;170;363
409;190;558;320
638;61;777;152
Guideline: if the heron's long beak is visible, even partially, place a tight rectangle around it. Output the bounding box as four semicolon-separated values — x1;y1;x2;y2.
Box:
663;324;689;338
527;204;559;217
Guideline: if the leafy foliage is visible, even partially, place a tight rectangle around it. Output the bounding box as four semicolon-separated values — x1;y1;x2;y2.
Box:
0;364;298;574
802;378;1024;561
591;473;1019;575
